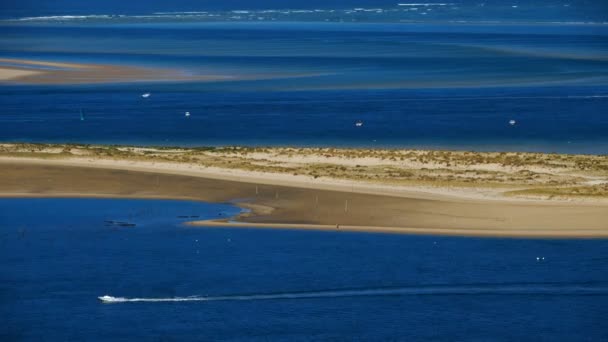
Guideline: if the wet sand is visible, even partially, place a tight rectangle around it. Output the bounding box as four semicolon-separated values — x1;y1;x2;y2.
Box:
0;58;228;84
0;58;326;85
1;160;607;237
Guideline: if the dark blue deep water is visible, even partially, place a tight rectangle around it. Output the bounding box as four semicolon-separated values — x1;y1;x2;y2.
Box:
1;21;607;154
1;198;608;341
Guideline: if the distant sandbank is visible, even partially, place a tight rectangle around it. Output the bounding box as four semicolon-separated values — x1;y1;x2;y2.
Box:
0;57;230;84
0;143;607;237
0;57;329;85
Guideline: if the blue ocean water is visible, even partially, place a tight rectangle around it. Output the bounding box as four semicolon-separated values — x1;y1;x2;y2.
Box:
0;21;607;153
1;1;607;23
1;198;607;340
1;4;607;340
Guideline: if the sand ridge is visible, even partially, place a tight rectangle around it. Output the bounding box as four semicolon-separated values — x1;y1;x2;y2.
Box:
2;143;607;203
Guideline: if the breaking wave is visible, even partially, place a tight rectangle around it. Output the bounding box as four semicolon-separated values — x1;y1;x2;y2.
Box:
99;282;608;303
3;6;607;25
11;15;120;21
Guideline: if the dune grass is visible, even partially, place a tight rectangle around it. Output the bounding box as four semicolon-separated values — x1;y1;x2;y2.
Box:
2;143;607;200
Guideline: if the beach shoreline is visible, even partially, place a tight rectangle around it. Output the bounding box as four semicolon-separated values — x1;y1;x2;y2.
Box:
1;143;607;237
185;220;608;238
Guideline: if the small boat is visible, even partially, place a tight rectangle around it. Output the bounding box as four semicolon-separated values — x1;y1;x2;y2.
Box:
141;93;151;98
355;120;363;127
98;295;115;302
509;119;516;126
80;109;85;121
185;111;191;117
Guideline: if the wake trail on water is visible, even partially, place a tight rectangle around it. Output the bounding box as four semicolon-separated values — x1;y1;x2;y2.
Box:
99;282;608;303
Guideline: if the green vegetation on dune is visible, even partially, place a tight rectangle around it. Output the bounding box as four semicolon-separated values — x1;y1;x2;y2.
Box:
1;143;607;200
506;184;608;199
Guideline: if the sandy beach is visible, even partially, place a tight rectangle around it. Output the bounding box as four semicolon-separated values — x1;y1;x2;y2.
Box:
1;144;607;237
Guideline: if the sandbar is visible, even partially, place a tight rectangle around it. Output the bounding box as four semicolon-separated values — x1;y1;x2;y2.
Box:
0;144;607;238
0;57;228;84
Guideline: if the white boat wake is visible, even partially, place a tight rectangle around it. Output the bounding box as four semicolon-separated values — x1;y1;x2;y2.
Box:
99;283;608;303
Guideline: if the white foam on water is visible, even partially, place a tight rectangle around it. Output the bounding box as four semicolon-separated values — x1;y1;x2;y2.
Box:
12;15;115;21
4;9;607;25
398;3;454;6
99;295;207;303
153;12;209;15
99;283;608;303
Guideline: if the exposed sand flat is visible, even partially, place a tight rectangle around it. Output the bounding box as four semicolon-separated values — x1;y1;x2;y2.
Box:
0;57;328;85
0;57;229;84
0;58;86;69
1;148;607;237
187;221;608;238
0;67;43;81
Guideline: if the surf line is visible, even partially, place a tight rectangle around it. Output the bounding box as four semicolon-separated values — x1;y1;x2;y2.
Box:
99;282;608;303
